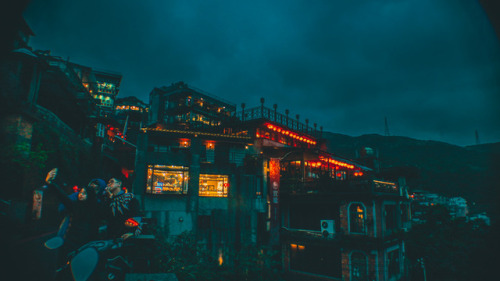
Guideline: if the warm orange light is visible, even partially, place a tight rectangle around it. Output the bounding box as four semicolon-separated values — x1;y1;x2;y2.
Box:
262;123;317;145
206;142;215;149
218;249;223;266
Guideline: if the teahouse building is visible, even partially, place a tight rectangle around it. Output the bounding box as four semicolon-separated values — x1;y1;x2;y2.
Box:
133;82;410;280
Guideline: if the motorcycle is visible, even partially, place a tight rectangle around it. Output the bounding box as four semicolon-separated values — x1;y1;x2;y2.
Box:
45;217;143;281
55;238;131;281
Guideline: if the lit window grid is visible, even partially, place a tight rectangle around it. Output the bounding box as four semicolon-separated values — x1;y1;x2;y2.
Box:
199;174;229;197
116;105;143;112
146;165;189;195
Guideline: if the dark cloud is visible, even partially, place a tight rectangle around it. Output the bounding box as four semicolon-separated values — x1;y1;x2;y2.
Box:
24;0;500;146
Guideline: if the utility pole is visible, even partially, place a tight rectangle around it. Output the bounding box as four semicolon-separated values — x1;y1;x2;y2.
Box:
475;129;480;145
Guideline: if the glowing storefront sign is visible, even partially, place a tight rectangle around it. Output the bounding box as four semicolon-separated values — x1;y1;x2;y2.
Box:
269;158;280;230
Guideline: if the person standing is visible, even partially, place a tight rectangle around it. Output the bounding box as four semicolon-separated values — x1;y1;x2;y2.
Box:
45;168;100;259
104;177;141;239
56;178;107;238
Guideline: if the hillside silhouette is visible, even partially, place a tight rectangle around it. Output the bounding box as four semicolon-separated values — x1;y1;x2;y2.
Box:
322;132;500;216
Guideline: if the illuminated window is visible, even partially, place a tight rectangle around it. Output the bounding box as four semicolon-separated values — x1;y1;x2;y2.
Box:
349;203;366;234
199;174;229;197
146;165;189;195
350;252;368;281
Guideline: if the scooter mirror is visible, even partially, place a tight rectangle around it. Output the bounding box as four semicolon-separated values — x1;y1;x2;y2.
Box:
44;237;64;250
71;247;99;281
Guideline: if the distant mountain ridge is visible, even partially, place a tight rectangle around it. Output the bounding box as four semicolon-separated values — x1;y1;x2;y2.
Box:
322;132;500;215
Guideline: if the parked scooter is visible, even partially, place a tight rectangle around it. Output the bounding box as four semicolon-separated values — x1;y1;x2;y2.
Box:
45;217;142;281
55;238;131;281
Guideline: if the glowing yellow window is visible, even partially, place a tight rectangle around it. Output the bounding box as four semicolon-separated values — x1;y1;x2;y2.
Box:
199;174;229;197
146;165;189;195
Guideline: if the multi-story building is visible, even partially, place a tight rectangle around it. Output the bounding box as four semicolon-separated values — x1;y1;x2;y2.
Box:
280;161;411;280
149;81;235;130
90;70;122;116
133;82;411;279
115;96;149;143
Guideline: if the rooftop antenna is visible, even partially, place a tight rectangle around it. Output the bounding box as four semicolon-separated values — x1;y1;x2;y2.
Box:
384;116;390;136
475;129;480;145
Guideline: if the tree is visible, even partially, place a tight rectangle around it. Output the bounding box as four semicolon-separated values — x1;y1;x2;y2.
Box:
406;205;492;281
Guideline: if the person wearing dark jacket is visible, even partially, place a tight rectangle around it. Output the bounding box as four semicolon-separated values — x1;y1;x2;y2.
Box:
104;177;141;239
45;168;100;258
56;178;107;238
58;178;107;212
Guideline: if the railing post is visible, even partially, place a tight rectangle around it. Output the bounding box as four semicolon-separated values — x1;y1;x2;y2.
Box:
260;97;265;118
273;104;277;122
241;103;245;121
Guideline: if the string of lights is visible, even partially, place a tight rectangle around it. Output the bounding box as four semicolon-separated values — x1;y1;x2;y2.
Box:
142;127;252;140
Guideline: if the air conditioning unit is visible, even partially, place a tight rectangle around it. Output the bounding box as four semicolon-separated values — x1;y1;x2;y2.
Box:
320;220;335;238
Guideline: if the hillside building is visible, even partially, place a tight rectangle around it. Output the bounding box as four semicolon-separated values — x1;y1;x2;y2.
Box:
133;82;411;280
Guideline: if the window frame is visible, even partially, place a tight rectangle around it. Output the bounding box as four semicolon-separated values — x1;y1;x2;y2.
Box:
199;174;229;197
146;165;189;195
349;251;369;281
348;202;367;234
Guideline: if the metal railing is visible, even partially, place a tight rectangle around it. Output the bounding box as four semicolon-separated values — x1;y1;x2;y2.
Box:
236;106;321;137
280;178;399;195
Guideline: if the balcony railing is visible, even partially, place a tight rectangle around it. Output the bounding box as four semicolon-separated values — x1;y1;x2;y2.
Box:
280;177;399;195
236;106;321;138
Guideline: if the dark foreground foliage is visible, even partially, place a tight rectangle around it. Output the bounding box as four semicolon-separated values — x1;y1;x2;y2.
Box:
406;205;497;281
150;230;285;281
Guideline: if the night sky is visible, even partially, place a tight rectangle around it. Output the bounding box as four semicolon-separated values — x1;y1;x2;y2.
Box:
23;0;500;146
